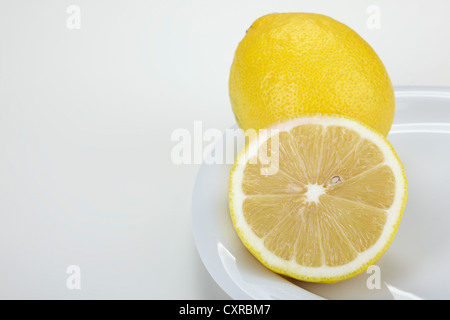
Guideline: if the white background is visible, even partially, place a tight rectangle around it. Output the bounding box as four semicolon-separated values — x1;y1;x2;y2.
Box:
0;0;449;299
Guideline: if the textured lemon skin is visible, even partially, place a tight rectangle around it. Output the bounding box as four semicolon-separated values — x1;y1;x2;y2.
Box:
228;114;408;283
229;13;395;137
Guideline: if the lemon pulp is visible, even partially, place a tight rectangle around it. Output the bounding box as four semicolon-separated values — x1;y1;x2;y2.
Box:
229;114;407;283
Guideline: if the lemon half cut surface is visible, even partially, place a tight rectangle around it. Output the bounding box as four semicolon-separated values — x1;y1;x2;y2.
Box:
229;114;408;283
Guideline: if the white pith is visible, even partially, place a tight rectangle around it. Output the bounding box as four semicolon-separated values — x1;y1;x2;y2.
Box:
305;184;326;203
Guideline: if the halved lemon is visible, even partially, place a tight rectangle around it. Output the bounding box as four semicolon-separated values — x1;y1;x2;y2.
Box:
229;114;408;283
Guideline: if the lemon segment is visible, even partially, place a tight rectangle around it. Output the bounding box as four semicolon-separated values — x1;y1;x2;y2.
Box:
229;114;408;283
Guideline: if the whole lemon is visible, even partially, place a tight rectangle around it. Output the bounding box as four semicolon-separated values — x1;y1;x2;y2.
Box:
229;13;395;136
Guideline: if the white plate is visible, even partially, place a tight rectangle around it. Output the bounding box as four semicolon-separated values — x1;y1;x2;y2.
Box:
191;87;450;300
